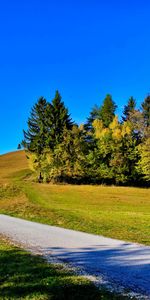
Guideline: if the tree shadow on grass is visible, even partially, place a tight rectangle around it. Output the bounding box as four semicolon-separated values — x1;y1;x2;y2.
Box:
0;246;125;300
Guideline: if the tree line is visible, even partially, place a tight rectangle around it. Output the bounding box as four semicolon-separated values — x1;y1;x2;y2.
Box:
22;91;150;186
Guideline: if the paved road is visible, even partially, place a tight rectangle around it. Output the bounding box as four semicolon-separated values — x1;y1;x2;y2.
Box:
0;214;150;298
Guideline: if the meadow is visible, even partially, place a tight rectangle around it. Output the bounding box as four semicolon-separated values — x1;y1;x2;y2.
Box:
0;150;150;245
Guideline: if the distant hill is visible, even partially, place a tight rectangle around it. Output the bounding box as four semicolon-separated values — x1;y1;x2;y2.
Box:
0;150;28;184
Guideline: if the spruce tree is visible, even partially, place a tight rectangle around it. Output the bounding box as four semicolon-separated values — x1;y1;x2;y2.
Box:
22;97;48;154
84;105;101;148
99;94;117;127
137;137;150;182
46;90;74;150
85;105;101;131
142;95;150;127
122;96;136;122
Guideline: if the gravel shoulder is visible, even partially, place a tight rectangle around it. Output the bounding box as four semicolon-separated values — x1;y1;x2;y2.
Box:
0;214;150;299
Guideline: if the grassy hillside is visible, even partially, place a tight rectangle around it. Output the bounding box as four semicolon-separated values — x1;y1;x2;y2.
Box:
0;151;150;245
0;150;28;184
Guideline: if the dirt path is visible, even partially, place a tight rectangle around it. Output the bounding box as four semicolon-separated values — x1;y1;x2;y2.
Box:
0;214;150;299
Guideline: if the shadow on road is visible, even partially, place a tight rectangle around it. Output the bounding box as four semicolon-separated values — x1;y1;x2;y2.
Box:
0;245;129;299
43;243;150;297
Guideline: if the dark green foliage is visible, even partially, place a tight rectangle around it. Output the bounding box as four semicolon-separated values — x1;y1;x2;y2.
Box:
85;105;101;131
137;137;150;181
23;97;48;154
23;91;73;153
46;90;74;150
17;143;21;150
122;96;136;122
84;95;117;149
99;94;117;127
85;95;117;130
84;106;100;150
142;95;150;127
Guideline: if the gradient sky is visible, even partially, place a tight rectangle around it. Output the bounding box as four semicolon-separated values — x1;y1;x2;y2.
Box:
0;0;150;154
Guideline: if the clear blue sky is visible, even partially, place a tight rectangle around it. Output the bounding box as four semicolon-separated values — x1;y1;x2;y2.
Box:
0;0;150;154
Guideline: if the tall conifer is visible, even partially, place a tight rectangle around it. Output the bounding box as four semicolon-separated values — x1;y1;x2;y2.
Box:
46;90;74;150
142;95;150;127
99;94;117;127
85;105;101;131
122;96;136;122
22;97;48;154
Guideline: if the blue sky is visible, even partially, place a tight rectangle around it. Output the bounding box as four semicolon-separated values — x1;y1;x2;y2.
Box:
0;0;150;154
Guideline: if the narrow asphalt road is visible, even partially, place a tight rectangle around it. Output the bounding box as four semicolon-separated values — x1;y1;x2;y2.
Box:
0;214;150;298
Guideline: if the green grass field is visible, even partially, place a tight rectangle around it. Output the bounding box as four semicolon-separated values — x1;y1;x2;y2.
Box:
0;150;150;245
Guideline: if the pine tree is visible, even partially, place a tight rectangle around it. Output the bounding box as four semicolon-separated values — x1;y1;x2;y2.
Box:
137;137;150;182
142;95;150;127
122;96;136;122
22;97;48;154
85;95;117;131
85;105;101;131
46;90;74;150
99;94;117;127
84;105;101;148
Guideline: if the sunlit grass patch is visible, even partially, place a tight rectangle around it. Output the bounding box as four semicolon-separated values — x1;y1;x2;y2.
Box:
0;184;21;199
0;151;28;184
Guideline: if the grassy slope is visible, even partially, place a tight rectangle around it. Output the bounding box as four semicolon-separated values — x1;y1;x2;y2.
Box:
0;151;150;245
0;150;28;184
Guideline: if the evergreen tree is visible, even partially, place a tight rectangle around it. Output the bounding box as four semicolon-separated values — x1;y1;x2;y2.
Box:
84;105;101;149
122;96;136;122
85;95;117;131
46;90;74;150
99;94;117;127
137;137;150;182
142;95;150;127
22;97;48;154
85;105;101;131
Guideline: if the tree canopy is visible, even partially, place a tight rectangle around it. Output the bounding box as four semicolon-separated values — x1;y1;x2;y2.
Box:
23;91;150;186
